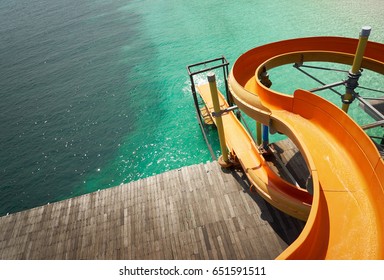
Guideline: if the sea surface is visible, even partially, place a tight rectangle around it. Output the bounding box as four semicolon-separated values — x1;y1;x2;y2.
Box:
1;0;383;216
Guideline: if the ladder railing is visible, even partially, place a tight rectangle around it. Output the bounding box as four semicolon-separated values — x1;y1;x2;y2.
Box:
186;57;230;161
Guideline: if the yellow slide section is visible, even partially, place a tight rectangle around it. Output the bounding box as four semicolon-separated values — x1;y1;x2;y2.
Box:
227;36;384;259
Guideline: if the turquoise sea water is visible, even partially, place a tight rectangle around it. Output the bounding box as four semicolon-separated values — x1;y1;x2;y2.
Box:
1;0;383;216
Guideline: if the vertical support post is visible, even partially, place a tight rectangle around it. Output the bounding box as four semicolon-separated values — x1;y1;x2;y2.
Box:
208;72;229;164
262;125;269;149
342;26;371;113
222;57;233;106
256;122;262;145
259;67;272;150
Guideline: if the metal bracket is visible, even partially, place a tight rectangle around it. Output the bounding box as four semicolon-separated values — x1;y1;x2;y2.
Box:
346;70;361;91
340;71;363;104
341;93;356;104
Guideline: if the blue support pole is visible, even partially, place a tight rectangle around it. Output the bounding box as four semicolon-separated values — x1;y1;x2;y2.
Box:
262;125;269;149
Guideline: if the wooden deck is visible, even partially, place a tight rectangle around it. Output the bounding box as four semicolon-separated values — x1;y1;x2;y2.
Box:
0;139;308;260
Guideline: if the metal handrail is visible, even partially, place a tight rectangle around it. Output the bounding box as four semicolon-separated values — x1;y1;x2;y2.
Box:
186;56;231;161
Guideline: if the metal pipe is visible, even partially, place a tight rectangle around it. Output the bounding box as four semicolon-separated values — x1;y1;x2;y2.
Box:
298;64;349;73
359;96;384;101
357;85;384;95
256;122;262;145
262;125;269;149
309;80;345;93
187;56;226;70
294;64;342;96
342;26;371;113
187;56;229;76
224;61;233;106
361;120;384;130
188;64;228;76
189;76;200;114
193;104;217;161
356;95;384;120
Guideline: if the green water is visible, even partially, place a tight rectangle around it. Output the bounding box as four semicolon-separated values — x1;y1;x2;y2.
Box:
1;0;383;216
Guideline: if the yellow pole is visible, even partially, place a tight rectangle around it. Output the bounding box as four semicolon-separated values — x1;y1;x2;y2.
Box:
259;69;272;148
342;26;371;113
208;72;229;163
256;122;262;145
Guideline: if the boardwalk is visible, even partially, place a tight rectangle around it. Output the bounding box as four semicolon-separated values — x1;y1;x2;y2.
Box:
0;139;306;260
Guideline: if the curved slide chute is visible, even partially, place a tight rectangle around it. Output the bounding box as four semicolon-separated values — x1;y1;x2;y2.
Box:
228;37;384;259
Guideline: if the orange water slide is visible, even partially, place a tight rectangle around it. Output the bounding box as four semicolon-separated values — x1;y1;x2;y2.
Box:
227;37;384;259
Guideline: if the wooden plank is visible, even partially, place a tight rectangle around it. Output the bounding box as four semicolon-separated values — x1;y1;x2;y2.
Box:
0;139;306;260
